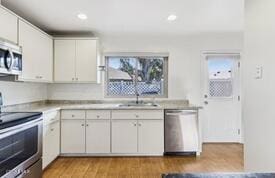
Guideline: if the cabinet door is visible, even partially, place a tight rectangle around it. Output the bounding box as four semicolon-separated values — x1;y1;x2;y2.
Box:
75;40;97;82
138;120;164;154
112;120;138;153
50;121;60;161
38;34;53;82
18;20;53;82
54;40;76;82
86;120;110;153
0;6;17;44
61;119;85;153
43;121;60;169
42;123;52;169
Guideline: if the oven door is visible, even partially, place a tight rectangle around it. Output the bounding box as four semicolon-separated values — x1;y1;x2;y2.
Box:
0;118;42;178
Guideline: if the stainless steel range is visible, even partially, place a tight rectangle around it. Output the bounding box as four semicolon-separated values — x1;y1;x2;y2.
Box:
0;93;42;178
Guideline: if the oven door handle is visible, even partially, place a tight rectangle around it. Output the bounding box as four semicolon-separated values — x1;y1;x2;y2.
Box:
0;118;42;140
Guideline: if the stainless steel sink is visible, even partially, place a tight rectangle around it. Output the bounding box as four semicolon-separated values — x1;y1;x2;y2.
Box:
118;102;160;107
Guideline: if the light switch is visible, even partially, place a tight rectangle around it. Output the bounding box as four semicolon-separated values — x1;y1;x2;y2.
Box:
255;67;263;79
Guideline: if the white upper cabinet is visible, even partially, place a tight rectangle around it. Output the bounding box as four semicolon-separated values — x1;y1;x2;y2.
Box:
76;40;97;82
18;20;53;82
54;40;75;82
0;6;18;44
54;38;99;83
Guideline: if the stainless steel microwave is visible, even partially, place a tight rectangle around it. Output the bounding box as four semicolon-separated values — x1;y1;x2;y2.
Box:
0;40;22;76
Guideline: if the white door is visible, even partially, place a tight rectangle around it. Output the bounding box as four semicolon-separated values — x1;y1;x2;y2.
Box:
61;119;85;153
54;40;76;82
86;120;110;153
202;54;241;143
75;40;97;82
112;120;138;153
138;120;164;154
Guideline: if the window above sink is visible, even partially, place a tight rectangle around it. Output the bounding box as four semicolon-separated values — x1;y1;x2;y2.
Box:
104;53;168;98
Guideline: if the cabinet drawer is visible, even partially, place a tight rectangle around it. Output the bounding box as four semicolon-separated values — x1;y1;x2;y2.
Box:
61;110;85;119
86;110;111;120
43;111;60;125
112;110;164;120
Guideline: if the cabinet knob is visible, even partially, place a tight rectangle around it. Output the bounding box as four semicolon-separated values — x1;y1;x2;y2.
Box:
72;114;75;117
72;78;75;81
135;115;139;118
96;115;100;118
133;122;137;126
86;124;89;127
138;123;141;127
81;124;85;126
51;128;54;131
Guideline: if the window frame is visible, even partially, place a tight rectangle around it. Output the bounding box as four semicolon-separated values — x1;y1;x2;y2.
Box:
104;54;168;98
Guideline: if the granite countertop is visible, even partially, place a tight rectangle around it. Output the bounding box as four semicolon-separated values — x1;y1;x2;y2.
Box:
2;100;202;113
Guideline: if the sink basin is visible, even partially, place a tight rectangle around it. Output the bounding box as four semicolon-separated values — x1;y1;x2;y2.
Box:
118;102;160;107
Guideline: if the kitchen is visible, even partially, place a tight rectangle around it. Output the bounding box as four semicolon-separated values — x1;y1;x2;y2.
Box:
0;0;274;178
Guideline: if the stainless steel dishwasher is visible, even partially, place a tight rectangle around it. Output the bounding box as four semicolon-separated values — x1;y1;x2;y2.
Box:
164;109;199;155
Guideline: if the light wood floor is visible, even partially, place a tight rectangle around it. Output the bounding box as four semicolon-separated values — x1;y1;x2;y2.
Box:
43;143;243;178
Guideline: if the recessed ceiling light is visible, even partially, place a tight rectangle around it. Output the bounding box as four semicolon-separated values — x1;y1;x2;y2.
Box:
77;13;88;20
167;14;177;21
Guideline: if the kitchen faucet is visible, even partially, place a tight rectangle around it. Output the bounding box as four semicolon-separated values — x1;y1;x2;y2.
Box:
136;93;140;104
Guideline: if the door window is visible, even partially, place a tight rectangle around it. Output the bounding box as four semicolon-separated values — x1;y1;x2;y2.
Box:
207;57;234;98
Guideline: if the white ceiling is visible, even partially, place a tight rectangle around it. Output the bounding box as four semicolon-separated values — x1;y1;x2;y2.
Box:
2;0;244;36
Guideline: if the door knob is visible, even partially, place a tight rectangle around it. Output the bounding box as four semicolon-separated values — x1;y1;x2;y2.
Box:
204;101;209;105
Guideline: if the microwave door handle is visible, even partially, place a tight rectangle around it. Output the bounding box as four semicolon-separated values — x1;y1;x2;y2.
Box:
4;49;14;71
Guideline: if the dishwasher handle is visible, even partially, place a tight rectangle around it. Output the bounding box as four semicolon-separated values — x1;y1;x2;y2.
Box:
165;110;197;116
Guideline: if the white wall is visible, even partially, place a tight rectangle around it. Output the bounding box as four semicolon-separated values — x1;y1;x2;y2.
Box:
243;0;275;172
48;33;243;105
0;81;47;106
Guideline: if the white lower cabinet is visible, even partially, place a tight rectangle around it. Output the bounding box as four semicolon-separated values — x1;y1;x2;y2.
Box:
60;109;164;155
112;120;138;153
43;111;60;169
138;120;164;154
61;119;86;153
86;120;110;153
